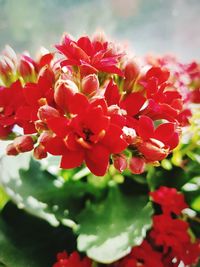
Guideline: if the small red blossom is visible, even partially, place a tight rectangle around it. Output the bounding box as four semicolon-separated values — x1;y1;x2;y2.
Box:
150;186;188;215
140;66;185;123
56;34;124;77
16;67;55;134
43;96;127;176
114;241;163;267
135;115;179;162
150;215;190;255
53;251;92;267
0;81;25;134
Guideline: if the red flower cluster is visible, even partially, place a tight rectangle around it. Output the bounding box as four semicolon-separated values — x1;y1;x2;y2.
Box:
0;33;197;176
113;240;163;267
53;251;91;267
114;187;200;267
150;186;188;215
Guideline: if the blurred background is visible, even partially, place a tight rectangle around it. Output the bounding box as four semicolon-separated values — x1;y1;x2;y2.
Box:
0;0;200;61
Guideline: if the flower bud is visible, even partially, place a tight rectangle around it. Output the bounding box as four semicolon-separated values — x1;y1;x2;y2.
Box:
138;138;169;162
6;143;19;155
35;120;48;133
189;88;200;104
129;157;145;174
38;131;53;146
33;144;47;159
54;79;78;112
113;154;127;173
13;135;34;153
0;125;12;139
18;55;36;82
124;60;140;92
38;105;60;123
124;60;140;80
81;74;99;95
37;47;53;69
2;45;17;66
38;65;55;85
0;55;15;83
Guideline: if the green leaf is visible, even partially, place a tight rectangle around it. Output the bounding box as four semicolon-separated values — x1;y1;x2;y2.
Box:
182;176;200;212
0;202;76;267
0;187;9;210
77;184;153;264
0;154;103;227
146;165;190;191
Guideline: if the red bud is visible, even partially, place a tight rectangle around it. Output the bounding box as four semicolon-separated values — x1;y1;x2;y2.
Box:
38;132;53;146
33;144;47;159
125;60;140;80
113;154;127;173
138;138;169;162
129;157;145;174
6;143;19;155
13;135;34;153
0;125;12;139
124;60;140;92
81;74;99;95
18;55;36;81
2;45;17;65
0;55;15;77
54;80;78;112
35;120;48;133
38;105;60;123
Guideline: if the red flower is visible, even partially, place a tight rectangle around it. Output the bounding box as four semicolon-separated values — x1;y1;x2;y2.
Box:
104;79;146;117
150;215;190;255
135;115;179;162
16;67;55;134
178;240;200;265
0;80;25;138
140;67;184;123
53;251;91;267
56;35;124;77
150;186;188;215
115;241;163;267
43;96;127;176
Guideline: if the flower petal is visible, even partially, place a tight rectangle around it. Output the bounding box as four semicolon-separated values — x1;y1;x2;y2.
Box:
120;93;146;116
138;115;154;140
85;144;110;176
60;149;84;169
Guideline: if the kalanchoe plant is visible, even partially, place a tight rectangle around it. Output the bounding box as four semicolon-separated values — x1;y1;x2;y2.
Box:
0;32;199;267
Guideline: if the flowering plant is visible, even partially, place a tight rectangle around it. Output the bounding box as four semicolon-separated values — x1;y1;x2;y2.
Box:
0;33;199;267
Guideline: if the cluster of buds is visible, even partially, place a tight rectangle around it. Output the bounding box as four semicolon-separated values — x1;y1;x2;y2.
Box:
0;33;197;176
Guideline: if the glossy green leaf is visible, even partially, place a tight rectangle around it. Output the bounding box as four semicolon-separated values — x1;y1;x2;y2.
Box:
0;154;102;227
77;184;153;264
